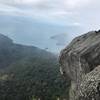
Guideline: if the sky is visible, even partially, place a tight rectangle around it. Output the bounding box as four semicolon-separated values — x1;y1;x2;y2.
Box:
0;0;100;28
0;0;100;29
0;0;100;53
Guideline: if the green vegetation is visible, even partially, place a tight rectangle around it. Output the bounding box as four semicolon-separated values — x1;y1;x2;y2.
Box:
0;34;70;100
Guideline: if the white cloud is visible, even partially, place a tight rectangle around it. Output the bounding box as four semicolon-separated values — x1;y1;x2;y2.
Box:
0;4;20;13
21;0;40;4
63;0;91;9
0;0;100;30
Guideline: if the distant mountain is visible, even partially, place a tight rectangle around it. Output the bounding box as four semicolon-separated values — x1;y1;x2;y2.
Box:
0;33;70;100
0;33;56;69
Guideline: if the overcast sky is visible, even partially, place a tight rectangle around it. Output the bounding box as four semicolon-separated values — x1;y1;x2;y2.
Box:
0;0;100;31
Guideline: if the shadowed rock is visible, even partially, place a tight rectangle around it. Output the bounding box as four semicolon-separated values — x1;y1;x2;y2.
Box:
59;30;100;100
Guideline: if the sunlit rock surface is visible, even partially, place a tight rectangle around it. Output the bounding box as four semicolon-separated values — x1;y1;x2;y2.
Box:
59;30;100;100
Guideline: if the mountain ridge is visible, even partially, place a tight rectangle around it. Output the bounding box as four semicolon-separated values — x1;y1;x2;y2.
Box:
0;33;56;69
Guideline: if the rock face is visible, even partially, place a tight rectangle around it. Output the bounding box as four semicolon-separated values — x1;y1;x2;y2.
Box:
59;30;100;100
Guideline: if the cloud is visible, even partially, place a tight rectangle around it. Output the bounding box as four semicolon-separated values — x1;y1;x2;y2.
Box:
0;0;91;12
0;4;19;13
0;0;100;30
63;0;91;10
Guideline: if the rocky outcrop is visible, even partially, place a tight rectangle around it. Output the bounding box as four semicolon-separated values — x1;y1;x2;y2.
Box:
79;66;100;100
59;30;100;100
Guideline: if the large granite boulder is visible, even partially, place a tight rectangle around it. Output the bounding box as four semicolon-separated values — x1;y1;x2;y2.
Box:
59;30;100;100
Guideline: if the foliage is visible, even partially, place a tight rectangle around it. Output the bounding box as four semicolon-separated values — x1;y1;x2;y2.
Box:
0;34;70;100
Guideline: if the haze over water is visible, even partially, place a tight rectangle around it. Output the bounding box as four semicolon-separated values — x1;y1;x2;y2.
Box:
0;0;100;53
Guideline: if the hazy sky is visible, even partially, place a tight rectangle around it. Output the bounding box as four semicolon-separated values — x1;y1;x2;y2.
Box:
0;0;100;53
0;0;100;30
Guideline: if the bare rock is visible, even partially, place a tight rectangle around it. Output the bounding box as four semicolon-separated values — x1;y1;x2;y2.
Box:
59;30;100;100
79;66;100;100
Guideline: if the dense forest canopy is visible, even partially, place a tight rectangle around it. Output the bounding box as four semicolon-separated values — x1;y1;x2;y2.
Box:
0;33;70;100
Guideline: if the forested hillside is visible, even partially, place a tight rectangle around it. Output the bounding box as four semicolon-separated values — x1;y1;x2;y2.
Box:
0;33;70;100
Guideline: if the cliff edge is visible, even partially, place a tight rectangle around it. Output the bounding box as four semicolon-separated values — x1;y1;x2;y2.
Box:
59;30;100;100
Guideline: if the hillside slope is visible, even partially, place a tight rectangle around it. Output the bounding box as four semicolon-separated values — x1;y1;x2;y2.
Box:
0;33;70;100
0;33;56;69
